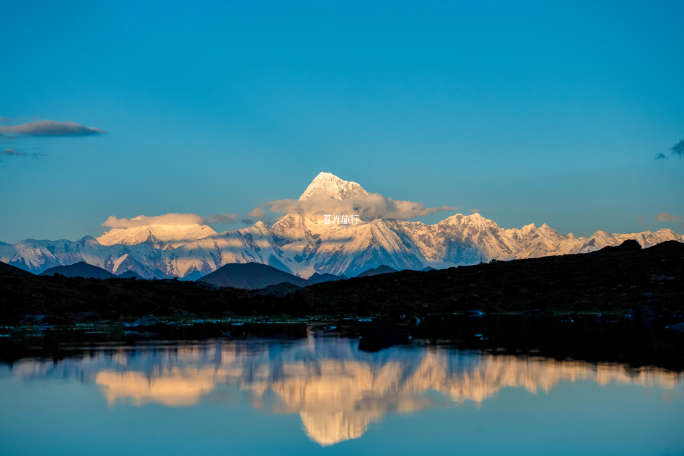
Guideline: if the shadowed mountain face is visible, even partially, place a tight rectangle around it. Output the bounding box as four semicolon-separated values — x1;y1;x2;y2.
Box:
1;173;683;279
198;263;309;289
40;261;113;279
5;337;681;447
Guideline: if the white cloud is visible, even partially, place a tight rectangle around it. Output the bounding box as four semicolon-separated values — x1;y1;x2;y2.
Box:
654;212;682;222
0;120;106;137
102;212;238;228
247;207;266;217
206;213;239;224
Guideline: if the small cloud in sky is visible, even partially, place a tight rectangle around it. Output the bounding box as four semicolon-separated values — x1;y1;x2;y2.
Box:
206;213;238;224
247;207;266;218
0;116;11;123
672;140;684;157
2;148;27;156
1;148;46;158
657;140;684;159
637;217;646;224
102;212;238;228
470;208;480;214
0;120;106;137
654;211;682;222
240;207;278;226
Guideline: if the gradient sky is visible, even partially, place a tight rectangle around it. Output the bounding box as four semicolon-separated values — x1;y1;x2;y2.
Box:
1;0;683;243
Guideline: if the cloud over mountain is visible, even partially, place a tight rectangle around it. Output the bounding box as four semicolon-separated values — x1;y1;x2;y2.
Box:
247;207;266;218
260;194;456;221
254;172;457;222
205;213;238;224
0;120;106;137
241;207;269;225
654;212;682;222
102;212;238;228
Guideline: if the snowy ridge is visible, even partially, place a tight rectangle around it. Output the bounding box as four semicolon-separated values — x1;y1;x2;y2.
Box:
1;173;682;279
97;224;216;250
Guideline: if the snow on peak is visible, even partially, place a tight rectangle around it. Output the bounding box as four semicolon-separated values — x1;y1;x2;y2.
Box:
97;224;217;249
299;172;369;201
539;223;558;235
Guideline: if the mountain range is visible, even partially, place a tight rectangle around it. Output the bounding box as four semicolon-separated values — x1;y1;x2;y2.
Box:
1;172;681;279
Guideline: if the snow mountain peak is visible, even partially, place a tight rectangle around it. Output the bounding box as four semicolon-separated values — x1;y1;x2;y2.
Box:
299;172;369;201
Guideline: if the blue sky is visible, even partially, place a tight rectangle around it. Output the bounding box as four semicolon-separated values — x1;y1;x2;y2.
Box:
1;0;683;243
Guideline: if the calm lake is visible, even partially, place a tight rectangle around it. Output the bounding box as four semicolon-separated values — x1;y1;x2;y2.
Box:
1;321;683;455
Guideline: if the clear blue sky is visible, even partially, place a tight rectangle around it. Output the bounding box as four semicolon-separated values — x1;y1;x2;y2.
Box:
1;0;683;243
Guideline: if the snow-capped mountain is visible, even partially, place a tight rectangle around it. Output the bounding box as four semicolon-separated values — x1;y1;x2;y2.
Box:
1;172;682;279
96;224;216;250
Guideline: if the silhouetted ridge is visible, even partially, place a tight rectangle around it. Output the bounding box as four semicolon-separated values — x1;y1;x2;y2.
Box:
40;262;114;279
597;239;642;253
307;272;346;285
117;270;144;280
357;265;398;277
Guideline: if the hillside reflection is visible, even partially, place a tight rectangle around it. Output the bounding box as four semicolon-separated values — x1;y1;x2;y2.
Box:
8;337;682;446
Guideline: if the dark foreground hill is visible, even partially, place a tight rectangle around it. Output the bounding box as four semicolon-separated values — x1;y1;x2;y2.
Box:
0;262;34;277
198;262;309;289
41;261;114;279
0;240;682;323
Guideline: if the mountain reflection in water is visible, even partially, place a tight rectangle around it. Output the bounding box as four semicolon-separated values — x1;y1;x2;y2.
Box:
7;337;681;447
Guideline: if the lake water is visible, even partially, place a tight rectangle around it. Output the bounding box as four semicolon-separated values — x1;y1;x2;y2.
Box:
1;322;683;455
